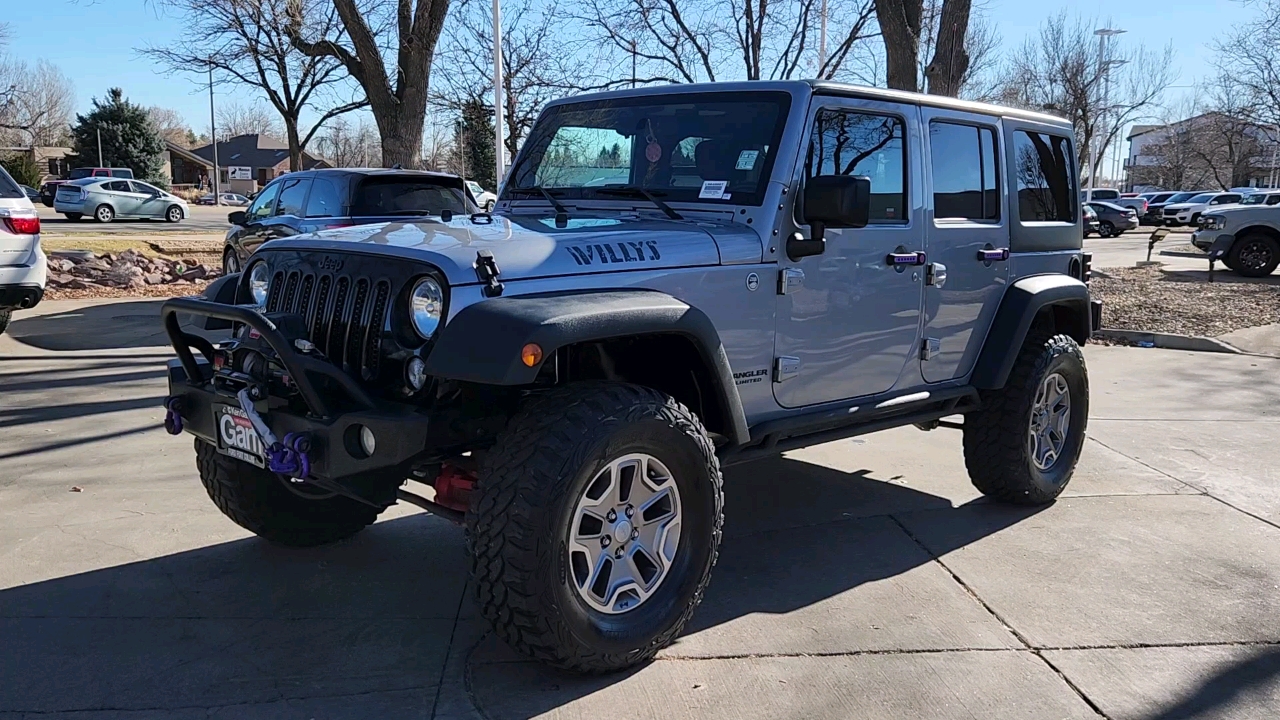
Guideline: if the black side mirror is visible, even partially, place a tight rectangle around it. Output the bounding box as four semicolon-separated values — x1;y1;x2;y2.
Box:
788;175;871;260
228;211;247;226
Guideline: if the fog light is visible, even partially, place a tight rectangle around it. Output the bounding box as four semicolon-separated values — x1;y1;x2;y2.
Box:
406;357;427;391
521;343;543;367
359;426;376;456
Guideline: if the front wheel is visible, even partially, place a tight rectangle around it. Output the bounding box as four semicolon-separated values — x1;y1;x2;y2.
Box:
484;200;496;212
222;247;241;274
1228;234;1280;278
963;326;1089;504
94;204;114;223
470;382;723;673
195;439;382;546
165;205;184;223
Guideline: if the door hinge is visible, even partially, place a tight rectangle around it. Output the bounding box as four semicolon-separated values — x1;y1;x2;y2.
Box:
778;268;805;295
921;337;941;361
774;356;801;382
926;262;947;288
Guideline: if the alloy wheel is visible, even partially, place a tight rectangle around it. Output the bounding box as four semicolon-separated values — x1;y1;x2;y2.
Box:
1028;373;1071;471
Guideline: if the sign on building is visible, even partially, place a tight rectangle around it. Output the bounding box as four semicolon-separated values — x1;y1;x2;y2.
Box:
227;166;253;180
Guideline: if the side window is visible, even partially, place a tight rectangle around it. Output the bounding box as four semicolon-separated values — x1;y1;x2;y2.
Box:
129;181;157;195
247;182;281;221
929;121;1000;222
275;177;312;217
1012;130;1075;223
806;109;907;224
1267;195;1280;206
1092;189;1119;201
104;180;130;193
304;178;344;217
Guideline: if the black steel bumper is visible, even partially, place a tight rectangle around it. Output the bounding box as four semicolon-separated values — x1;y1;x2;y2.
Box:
162;297;431;483
0;284;43;310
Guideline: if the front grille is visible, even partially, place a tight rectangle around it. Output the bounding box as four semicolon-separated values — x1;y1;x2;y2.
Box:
265;268;392;382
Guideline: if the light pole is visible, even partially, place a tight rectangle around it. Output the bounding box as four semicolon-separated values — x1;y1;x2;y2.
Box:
492;0;505;189
96;127;103;167
817;0;828;73
208;65;221;206
1090;27;1126;193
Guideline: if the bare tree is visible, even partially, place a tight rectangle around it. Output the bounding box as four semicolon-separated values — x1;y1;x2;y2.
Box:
921;0;970;96
146;106;195;147
998;11;1175;182
917;0;997;99
215;101;285;140
575;0;875;85
1215;0;1280;130
287;0;452;167
0;58;76;146
419;120;454;172
873;0;921;91
311;114;381;167
142;0;366;171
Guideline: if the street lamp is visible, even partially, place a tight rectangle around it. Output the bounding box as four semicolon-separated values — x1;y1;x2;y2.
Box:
1088;27;1126;194
493;0;505;190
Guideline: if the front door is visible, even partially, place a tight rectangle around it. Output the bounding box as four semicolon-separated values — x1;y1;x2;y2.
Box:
773;99;925;408
131;181;168;217
919;108;1010;383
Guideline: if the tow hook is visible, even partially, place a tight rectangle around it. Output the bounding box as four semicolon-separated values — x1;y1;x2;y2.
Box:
163;397;184;435
434;463;477;513
235;387;312;480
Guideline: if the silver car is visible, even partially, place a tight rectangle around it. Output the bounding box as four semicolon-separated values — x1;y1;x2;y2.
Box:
53;178;189;223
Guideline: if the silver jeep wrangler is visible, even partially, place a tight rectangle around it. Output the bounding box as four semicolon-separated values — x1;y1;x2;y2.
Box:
161;81;1097;673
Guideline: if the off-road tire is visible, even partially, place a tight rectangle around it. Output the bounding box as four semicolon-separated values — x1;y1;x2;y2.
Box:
963;325;1089;505
0;309;9;336
63;212;82;221
469;382;723;673
194;439;381;546
1227;233;1280;278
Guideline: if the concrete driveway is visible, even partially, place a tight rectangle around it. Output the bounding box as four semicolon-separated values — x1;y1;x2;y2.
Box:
2;299;1279;719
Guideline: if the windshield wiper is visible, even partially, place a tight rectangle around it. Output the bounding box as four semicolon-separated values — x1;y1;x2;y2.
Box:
509;185;569;219
590;185;683;220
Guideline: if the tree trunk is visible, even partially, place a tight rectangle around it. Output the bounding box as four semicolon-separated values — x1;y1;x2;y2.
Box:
874;0;923;92
285;119;302;172
924;0;971;97
371;83;429;168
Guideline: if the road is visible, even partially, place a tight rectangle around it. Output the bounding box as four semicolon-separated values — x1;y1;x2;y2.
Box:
37;204;232;235
1084;226;1208;270
2;302;1279;719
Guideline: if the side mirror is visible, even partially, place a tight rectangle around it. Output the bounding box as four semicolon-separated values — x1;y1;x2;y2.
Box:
228;211;247;226
788;175;871;260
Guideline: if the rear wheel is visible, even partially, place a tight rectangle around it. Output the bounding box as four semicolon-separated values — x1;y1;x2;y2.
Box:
94;204;114;223
1098;221;1115;238
963;324;1089;505
1227;233;1280;278
470;382;723;672
63;212;82;221
195;439;382;546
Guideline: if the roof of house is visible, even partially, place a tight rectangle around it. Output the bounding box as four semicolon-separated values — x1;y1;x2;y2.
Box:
191;134;328;171
165;140;214;169
1127;124;1162;140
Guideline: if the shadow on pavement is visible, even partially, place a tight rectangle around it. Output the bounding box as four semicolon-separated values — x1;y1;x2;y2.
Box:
5;299;222;352
0;455;1046;716
1147;646;1280;720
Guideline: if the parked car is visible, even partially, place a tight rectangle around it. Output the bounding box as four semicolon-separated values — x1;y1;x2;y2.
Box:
1193;198;1280;276
1136;191;1177;224
465;180;497;211
1085;201;1139;237
1081;187;1146;216
1083;203;1101;237
39;167;135;206
1234;190;1280;207
197;192;251;206
221;168;475;273
0;164;45;336
53;178;189;223
164;80;1097;674
18;184;40;202
1162;192;1243;227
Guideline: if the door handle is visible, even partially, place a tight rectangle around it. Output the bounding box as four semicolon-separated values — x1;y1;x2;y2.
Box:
886;251;927;267
977;248;1010;262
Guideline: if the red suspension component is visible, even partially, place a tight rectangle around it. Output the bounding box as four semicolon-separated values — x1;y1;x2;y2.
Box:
433;463;477;513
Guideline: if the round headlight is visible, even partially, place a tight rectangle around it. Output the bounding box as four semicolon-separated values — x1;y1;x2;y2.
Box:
409;277;444;338
248;262;270;306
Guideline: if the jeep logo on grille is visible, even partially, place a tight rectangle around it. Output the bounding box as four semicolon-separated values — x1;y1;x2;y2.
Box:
317;255;344;272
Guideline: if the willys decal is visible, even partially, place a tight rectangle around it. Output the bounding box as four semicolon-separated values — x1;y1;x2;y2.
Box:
565;241;662;266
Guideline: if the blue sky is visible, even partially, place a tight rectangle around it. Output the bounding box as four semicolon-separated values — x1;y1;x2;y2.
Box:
0;0;1259;140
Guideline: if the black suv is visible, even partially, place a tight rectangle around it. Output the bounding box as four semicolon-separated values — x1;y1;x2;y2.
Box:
222;169;475;273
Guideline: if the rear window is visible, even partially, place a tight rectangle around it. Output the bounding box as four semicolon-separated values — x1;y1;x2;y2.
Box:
68;168;93;180
1013;130;1075;223
113;169;134;179
351;177;468;216
0;166;23;199
1091;189;1119;200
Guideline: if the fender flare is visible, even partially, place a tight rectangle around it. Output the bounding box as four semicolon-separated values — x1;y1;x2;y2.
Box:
971;275;1091;390
423;289;750;446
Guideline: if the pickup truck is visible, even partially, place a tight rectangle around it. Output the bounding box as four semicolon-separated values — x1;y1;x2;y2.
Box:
1080;188;1147;216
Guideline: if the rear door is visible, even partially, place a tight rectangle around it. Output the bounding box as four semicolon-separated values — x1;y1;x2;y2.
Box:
920;108;1009;383
103;180;140;216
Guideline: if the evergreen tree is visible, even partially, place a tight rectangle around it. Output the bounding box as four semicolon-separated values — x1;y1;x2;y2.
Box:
69;88;167;186
457;97;496;190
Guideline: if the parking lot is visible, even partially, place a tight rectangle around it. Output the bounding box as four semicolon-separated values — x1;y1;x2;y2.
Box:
2;298;1278;719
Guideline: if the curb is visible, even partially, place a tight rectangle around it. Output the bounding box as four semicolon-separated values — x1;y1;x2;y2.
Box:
1158;249;1209;259
1093;328;1244;354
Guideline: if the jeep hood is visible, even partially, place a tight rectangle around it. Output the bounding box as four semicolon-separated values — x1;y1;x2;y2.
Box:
259;213;762;285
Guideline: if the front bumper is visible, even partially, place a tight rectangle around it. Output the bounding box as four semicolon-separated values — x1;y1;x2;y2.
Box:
1192;230;1231;252
162;297;432;484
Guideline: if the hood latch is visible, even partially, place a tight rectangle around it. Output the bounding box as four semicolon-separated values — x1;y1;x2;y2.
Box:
474;250;504;297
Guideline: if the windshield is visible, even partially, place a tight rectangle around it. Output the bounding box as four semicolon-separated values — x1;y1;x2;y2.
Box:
68;168;94;180
1187;193;1217;204
505;91;792;207
1166;192;1197;203
351;178;469;216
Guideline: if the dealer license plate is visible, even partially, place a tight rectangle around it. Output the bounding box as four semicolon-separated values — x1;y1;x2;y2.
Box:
215;404;266;467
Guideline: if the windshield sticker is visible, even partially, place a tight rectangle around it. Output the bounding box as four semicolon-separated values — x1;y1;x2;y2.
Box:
735;150;759;170
699;180;728;199
566;241;662;266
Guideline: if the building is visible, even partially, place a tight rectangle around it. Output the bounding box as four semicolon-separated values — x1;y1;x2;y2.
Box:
1124;114;1280;192
191;134;330;195
0;146;73;183
163;141;215;191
